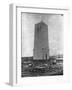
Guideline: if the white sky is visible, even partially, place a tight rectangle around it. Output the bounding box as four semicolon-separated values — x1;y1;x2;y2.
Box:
22;13;63;57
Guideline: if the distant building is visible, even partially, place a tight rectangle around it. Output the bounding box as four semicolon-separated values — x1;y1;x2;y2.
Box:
33;21;49;60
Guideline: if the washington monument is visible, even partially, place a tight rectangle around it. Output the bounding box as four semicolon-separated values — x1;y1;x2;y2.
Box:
33;20;49;60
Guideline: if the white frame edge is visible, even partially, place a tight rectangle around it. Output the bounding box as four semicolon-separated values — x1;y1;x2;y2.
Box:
9;4;17;86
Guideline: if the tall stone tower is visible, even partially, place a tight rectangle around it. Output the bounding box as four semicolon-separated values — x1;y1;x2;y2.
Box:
33;21;49;60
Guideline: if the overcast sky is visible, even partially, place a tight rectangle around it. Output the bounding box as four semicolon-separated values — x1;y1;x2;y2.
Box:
22;13;63;57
